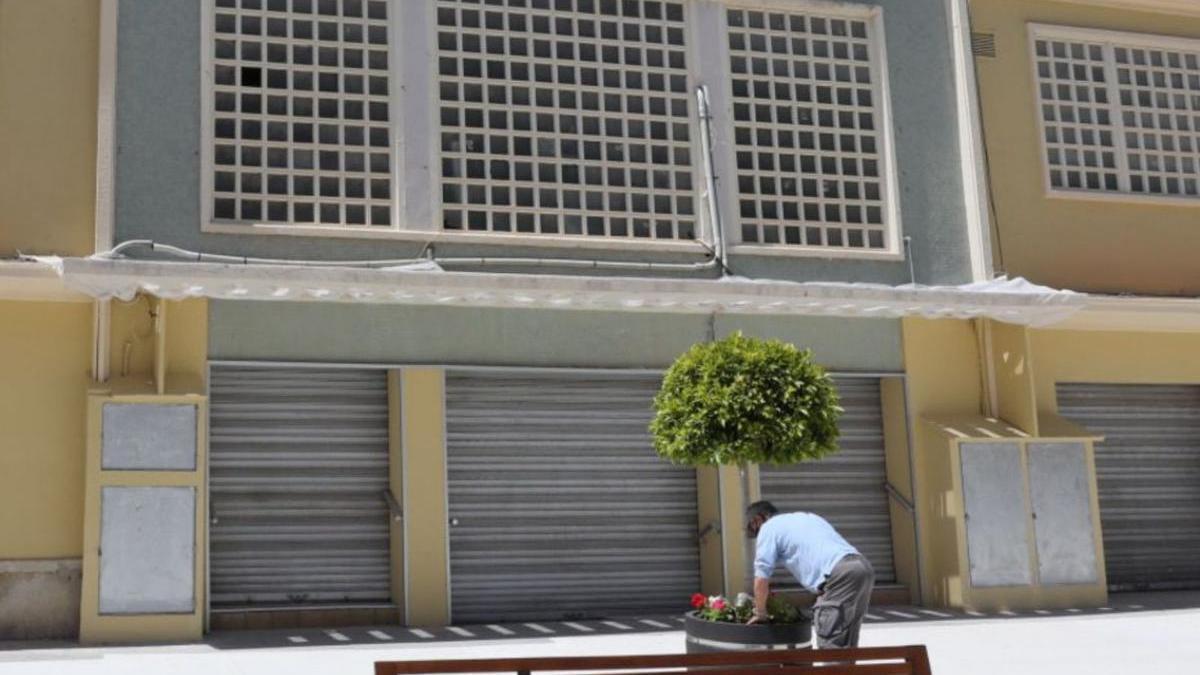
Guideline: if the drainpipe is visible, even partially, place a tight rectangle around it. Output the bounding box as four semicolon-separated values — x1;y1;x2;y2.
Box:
92;0;119;383
154;298;167;395
696;85;730;277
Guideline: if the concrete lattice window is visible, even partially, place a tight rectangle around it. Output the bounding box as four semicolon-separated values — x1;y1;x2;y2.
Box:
208;0;393;227
433;0;699;240
201;0;902;257
1032;25;1200;201
726;6;892;251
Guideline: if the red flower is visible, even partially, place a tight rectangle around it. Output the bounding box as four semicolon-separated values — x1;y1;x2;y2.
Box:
690;593;706;609
711;598;727;611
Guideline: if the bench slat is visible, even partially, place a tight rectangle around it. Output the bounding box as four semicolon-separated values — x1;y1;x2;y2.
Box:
375;645;931;675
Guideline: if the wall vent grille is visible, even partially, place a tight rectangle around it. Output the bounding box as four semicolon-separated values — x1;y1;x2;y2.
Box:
972;32;997;58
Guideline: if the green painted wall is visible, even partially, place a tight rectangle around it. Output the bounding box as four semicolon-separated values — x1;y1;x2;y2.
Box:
209;301;903;372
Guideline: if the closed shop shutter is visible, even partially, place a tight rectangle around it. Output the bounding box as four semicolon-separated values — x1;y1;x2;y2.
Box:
208;366;391;607
445;370;701;623
1056;383;1200;591
758;377;896;587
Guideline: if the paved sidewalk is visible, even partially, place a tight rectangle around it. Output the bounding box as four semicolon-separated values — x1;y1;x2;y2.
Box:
3;595;1199;674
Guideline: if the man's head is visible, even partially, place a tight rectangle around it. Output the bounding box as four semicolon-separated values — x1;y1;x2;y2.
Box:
745;500;778;538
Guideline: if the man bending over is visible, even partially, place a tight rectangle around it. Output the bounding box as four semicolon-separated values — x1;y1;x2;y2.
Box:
745;500;875;648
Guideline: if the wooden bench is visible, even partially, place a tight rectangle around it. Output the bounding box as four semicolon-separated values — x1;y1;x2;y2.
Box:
375;645;932;674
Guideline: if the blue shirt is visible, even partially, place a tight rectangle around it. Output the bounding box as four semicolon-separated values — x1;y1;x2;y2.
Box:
753;512;858;592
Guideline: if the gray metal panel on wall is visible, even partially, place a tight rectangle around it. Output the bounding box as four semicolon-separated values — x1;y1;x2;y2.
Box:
102;403;197;471
445;370;701;623
758;377;896;587
1028;442;1098;586
208;366;391;607
1056;384;1200;591
208;301;903;373
959;441;1033;588
99;486;196;614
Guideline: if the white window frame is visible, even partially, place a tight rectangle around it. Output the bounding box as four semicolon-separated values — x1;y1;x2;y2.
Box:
1029;23;1200;207
716;0;904;261
200;0;408;238
200;0;905;260
426;0;708;246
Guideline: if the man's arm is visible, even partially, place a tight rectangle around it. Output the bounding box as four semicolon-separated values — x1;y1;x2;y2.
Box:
751;576;770;622
747;530;777;624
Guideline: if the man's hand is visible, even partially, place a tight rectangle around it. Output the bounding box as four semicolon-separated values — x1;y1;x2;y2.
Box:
749;576;771;625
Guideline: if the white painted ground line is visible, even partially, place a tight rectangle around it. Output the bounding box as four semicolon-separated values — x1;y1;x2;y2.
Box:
325;630;350;642
287;636;308;644
864;613;883;621
447;626;476;637
368;630;394;641
675;617;686;623
523;623;555;635
601;621;633;630
1126;605;1145;610
639;619;673;629
885;610;920;619
1034;610;1052;615
408;628;436;639
918;609;953;618
964;610;986;617
486;624;516;636
998;610;1017;616
563;622;595;633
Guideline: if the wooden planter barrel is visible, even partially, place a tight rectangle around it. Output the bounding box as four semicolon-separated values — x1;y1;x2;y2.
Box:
683;611;812;653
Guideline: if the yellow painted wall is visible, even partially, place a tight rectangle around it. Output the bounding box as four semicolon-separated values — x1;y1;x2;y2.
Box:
401;368;449;626
1031;329;1200;413
880;378;917;602
0;301;92;559
990;321;1039;434
0;0;98;257
718;465;750;598
695;467;725;596
900;318;984;606
107;299;207;384
971;0;1200;295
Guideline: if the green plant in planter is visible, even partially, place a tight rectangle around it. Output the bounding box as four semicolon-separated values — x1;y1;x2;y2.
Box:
691;593;804;624
651;332;841;467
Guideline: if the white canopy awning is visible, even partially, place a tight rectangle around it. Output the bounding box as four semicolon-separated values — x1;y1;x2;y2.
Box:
34;255;1086;326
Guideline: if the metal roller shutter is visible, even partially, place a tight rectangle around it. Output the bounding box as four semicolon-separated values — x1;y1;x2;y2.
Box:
1056;383;1200;591
446;370;701;623
208;366;391;608
758;377;896;586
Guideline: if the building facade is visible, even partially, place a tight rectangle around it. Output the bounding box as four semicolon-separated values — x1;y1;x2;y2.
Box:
966;0;1200;596
1;0;1196;646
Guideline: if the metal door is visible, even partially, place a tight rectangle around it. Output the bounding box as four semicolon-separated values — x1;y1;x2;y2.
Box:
208;366;391;607
1057;383;1200;590
445;370;701;623
758;377;897;586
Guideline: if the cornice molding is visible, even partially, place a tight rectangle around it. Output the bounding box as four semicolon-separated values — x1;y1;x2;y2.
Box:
1055;0;1200;19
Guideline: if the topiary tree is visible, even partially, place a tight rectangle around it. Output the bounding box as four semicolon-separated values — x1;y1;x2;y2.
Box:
650;332;842;467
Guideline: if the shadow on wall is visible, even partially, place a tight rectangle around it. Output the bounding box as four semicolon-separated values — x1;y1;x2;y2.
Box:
0;560;82;641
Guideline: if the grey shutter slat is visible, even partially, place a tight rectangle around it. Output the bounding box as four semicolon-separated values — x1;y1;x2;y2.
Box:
1056;383;1200;591
208;366;391;607
446;371;701;623
758;377;896;586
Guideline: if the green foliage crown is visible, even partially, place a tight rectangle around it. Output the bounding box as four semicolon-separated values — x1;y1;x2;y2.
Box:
651;332;842;466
